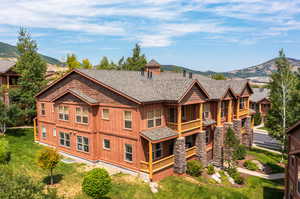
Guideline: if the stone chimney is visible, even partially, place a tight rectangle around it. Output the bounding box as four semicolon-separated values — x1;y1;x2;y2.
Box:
145;59;161;75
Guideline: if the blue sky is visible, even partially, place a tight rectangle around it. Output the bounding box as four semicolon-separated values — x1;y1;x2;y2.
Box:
0;0;300;72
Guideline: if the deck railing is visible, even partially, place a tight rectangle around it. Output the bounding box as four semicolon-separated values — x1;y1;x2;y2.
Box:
140;146;197;174
167;119;201;133
239;109;249;117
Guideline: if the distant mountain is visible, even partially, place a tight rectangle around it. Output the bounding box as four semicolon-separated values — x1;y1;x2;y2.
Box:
0;42;61;65
226;57;300;78
162;57;300;79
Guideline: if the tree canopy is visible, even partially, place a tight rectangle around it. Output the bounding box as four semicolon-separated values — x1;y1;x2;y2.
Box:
81;58;93;69
66;54;81;71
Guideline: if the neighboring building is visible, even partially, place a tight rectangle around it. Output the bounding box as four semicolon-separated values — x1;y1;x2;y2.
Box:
35;60;255;181
285;121;300;199
0;60;20;104
250;88;270;122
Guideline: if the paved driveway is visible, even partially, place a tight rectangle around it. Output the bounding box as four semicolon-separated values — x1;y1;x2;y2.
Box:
253;129;281;151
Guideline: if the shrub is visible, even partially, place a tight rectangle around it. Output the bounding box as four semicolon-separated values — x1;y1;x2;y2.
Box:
253;112;262;126
226;167;237;177
226;167;244;185
243;160;259;171
0;139;10;164
82;168;112;199
207;164;215;175
187;160;203;177
234;145;247;160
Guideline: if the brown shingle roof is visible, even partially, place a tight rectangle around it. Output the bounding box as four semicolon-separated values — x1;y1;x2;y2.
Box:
250;88;269;102
141;127;178;141
145;59;160;67
0;60;15;73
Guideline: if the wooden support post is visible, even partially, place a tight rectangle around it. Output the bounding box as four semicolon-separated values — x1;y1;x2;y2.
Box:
200;103;203;131
251;117;254;128
6;76;9;89
33;117;37;141
247;97;250;115
149;141;153;180
259;103;262;113
228;100;232;123
236;98;240;119
217;101;222;126
177;105;182;136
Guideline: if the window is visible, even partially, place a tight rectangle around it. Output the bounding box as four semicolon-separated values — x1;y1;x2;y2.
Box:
169;107;176;123
77;136;89;152
153;143;162;160
41;103;46;116
205;129;210;144
103;139;110;150
147;109;162;128
58;106;69;121
239;98;247;110
102;109;109;120
124;144;133;162
42;127;46;138
221;101;227;118
76;107;88;124
59;132;70;147
53;128;56;136
203;104;210;119
124;111;132;129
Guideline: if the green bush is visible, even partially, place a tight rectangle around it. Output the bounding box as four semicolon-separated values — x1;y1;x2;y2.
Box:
226;167;244;185
0;139;10;164
243;160;259;171
207;164;215;175
234;145;246;160
253;112;262;126
187;160;203;177
82;168;112;199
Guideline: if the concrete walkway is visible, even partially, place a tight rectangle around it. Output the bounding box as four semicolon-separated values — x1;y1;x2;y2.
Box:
237;167;284;180
252;144;281;154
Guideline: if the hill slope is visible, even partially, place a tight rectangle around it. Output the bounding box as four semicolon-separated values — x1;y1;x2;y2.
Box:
0;42;61;65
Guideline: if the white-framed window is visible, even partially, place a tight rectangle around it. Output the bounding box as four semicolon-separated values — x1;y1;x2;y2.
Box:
102;109;109;120
76;107;88;124
59;132;70;147
203;103;210;119
153;143;163;160
147;109;162;128
58;106;69;121
103;139;110;150
41;103;46;116
221;101;227;118
124;144;133;162
42;126;46;138
53;128;56;136
77;136;89;152
124;111;132;129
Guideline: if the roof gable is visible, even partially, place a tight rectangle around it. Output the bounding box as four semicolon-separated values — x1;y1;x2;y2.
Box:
240;82;253;96
222;88;236;100
179;81;209;104
51;89;98;105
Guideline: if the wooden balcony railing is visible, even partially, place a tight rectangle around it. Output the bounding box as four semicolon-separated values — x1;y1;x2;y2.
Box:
140;146;197;174
167;119;201;133
239;109;249;117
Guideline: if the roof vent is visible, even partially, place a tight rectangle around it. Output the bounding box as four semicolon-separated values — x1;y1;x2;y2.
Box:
189;72;193;79
183;70;186;77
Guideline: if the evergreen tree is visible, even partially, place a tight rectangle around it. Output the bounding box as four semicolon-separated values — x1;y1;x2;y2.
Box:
11;28;47;124
96;56;115;70
117;56;125;70
265;49;298;161
123;43;147;70
81;58;93;69
66;54;81;71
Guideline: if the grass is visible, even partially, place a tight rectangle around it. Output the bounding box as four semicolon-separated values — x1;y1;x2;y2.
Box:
258;126;270;131
3;128;285;199
247;148;285;173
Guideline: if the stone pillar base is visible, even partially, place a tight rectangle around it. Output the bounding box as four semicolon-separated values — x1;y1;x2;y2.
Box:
213;126;223;167
233;119;242;142
196;131;207;167
242;116;253;148
174;137;186;174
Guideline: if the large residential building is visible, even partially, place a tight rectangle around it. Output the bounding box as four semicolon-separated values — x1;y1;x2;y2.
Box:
250;88;270;122
35;60;255;181
285;121;300;199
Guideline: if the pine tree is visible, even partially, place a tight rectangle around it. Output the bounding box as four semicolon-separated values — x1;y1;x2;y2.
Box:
66;54;81;71
123;44;147;70
96;56;115;70
81;58;93;69
265;49;298;161
11;28;47;123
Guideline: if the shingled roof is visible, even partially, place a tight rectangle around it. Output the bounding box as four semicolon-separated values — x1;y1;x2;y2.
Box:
145;59;160;67
141;127;178;142
0;60;16;73
76;69;249;102
250;88;269;102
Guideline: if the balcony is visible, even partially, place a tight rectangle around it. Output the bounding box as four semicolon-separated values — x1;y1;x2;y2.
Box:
140;146;197;173
167;119;201;133
239;109;249;117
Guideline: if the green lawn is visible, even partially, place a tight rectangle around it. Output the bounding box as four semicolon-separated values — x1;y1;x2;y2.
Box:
247;148;285;173
258;127;270;131
3;128;284;199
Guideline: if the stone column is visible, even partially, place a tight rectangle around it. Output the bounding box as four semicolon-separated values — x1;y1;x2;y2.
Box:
195;131;207;167
213;126;223;167
174;137;186;174
233;119;242;142
242;116;252;148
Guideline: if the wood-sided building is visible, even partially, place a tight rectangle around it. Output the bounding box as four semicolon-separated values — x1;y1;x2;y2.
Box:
286;121;300;199
250;88;270;123
35;59;255;181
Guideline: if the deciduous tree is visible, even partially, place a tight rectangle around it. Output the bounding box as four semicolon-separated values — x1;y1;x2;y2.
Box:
66;54;81;70
81;58;93;69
